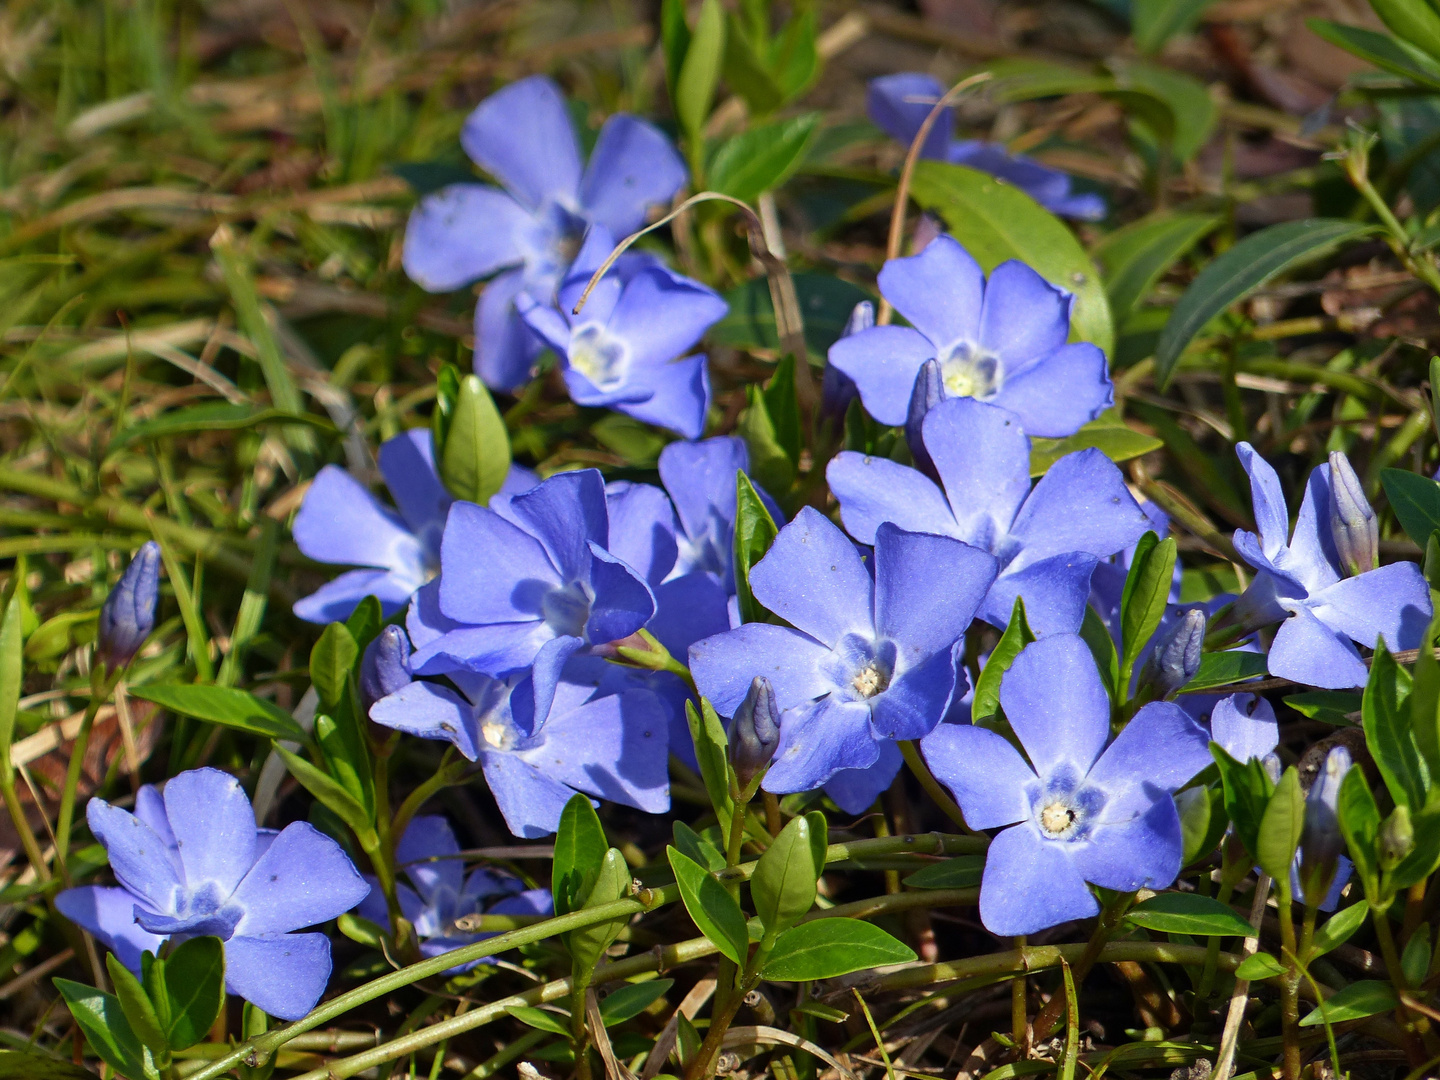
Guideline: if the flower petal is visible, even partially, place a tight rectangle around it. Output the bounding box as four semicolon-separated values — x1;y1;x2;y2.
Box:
825;742;904;815
162;768;258;897
867;73;951;159
763;698;882;794
659;435;750;556
650;572;732;659
86;800;183;913
826;451;959;546
874;524;996;657
460;75;581;210
604;481;678;587
407;621;553;680
481;751;582;838
827;325;935;427
979;825;1097;936
606;268;729;368
401;184;530;292
877;235;984;349
396;816;463;903
608;352;711;439
1000;634;1111;777
231;823;368;938
982;552;1099;636
474;268;543;392
378;428;451;548
1209;694;1279;763
224;933;333;1021
510;470;610;582
991;342;1112;439
750;507;874;648
1008;448;1150;564
292;466;424;574
1235;443;1291;564
870;643;960;741
690;623;833;716
916;397;1032;541
1284;462;1342;591
294;568;421;625
370;680;480;760
922;723;1033;828
976;259;1072;370
1309;561;1432;654
438;501;560;625
1268;604;1368;689
579;114;688;236
55;886;165;971
1070;791;1183;892
1087;701;1210;797
585;542;657;644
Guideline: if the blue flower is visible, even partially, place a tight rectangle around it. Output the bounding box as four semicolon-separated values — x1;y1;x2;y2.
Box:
292;427;535;623
369;657;669;838
827;398;1151;635
690;506;998;796
1209;693;1279;763
56;768;368;1020
98;541;161;669
867;72;1106;220
402;76;687;391
518;226;727;439
828;235;1112;437
354;816;551;971
923;634;1211;935
1230;443;1432;688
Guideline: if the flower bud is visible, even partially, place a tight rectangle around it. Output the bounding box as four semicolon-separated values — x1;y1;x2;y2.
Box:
1299;746;1351;905
1380;804;1415;870
820;302;872;423
98;541;161;669
729;676;780;789
1147;608;1206;697
1262;752;1282;785
360;625;413;715
1328;451;1378;576
905;358;946;476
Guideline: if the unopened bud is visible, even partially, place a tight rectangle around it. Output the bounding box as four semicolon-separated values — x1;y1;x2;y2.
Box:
1148;608;1206;697
1380;804;1415;870
844;301;875;338
1299;746;1351;902
905;358;946;475
729;677;780;788
1262;752;1282;785
98;541;161;669
1328;452;1378;576
360;625;413;714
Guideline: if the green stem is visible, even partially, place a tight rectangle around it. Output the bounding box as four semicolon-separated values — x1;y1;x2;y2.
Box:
1278;891;1301;1080
0;778;49;886
1030;892;1134;1040
55;667;120;877
1374;907;1432;1067
899;740;970;832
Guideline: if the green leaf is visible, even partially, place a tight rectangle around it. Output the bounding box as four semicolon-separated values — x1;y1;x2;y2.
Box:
668;847;750;966
309;623;358;710
105;954;168;1056
686;699;735;826
751;814;820;938
344;596;384;655
722;17;784;115
769;10;819;101
1178;784;1229;867
1079;604;1121;700
1094;212;1220;325
129;683;308;744
1388;806;1440;889
0;1050;96;1079
1109;62;1216;161
762;355;802;467
738;385;796;496
438;375;511;505
733;472;779;626
760;919;916;981
712;273;873;362
110;403;333;449
1307;19;1440;90
599;979;674;1026
902;856;984;889
1337;767;1382;900
1154;219;1378;389
1235;952;1285;980
1381;469;1440;549
552;793;607;917
54;979;161;1080
973;596;1035;725
709;114;819;203
1211;742;1275;860
1285;690;1362;726
1125;893;1255;937
273;744;374;844
1120;532;1176;685
908;160;1113;359
1257;767;1305;888
567;848;632;969
161;937;224;1051
673;821;725;872
0;588;24;779
1029;411;1164;477
506;1006;572;1037
337;912;387;949
1364;641;1428;811
1131;0;1216;53
1179;651;1269;694
791;1000;850;1023
1299;981;1400;1026
1312;903;1368;958
660;0;691;101
314;712;374;820
1364;0;1440;65
675;0;726;143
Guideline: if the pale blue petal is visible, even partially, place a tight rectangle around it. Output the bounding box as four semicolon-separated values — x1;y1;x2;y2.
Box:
826;452;959;546
763;698;882;794
1000;634;1111;777
992;343;1112;439
1309;561;1432;653
750;507;874;648
982;553;1099;636
976;260;1072;370
825;742;904;815
1008;449;1150;563
579;114;687;236
460;76;581;210
689;623;833;716
401;184;530;292
224;933;332;1021
921;723;1032;829
162;768;257;897
877;236;984;349
874;524;996;656
979;825;1097;936
922;398;1031;544
230;822;369;936
827;325;935;427
1268;605;1368;689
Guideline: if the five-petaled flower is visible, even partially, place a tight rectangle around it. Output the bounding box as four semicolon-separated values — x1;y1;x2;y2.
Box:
56;768;368;1020
828;397;1151;635
828;235;1112;438
690;506;998;800
923;634;1211;935
402;75;687;391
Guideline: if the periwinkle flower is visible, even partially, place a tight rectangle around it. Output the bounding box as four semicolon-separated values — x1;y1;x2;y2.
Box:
690;506;999;796
292;427;535;623
867;73;1105;220
517;226;727;439
729;676;781;788
1328;451;1378;576
402;76;687;391
56;768;368;1020
922;634;1211;935
828;235;1112;438
1297;746;1352;906
98;541;161;669
405;468;657;712
354;816;551;971
1230;443;1431;688
828;397;1151;635
359;625;414;714
369;661;669;839
1209;693;1279;763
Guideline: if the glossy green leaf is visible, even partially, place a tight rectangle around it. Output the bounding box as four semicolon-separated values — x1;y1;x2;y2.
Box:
1366;0;1440;65
751;813;819;938
1178;784;1229;867
1285;690;1362;726
1256;767;1305;888
1211;742;1275;860
673;821;725;872
54;979;161;1080
1299;981;1399;1026
1382;468;1440;550
1110;62;1216;160
1337;766;1382;899
1307;19;1440;90
668;847;750;966
111;403;332;449
129;683;308;743
1363;642;1428;811
105;953;168;1056
709;114;819;203
161;936;225;1051
660;0;690;100
337;912;387;949
567;847;632;969
1029;411;1164;477
438;374;511;505
552;793;607;917
1094;212;1220;324
1079;604;1121;700
760;919;916;981
1312;903;1368;958
506;1006;572;1037
902;855;984;889
1132;0;1215;53
1154;218;1378;389
599;979;674;1026
763;355;802;466
734;471;779;626
909;161;1113;358
273;744;373;844
343;595;384;655
314;712;374;820
973;596;1034;725
0;1050;96;1079
674;0;725;142
686;698;734;826
738;385;795;496
1125;893;1255;937
1388;806;1440;888
1120;532;1175;684
309;622;357;710
1179;651;1269;693
1235;952;1285;980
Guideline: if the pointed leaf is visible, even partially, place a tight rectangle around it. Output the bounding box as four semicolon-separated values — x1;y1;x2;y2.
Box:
54;979;160;1080
1365;641;1428;810
552;793;607;917
1257;767;1305;888
668;847;749;965
1299;981;1399;1026
439;375;511;505
760;920;916;981
162;936;225;1051
1125;893;1255;937
105;954;167;1056
129;684;308;744
1312;903;1368;958
733;472;779;626
751;814;819;938
599;979;674;1026
973;596;1035;725
686;699;734;826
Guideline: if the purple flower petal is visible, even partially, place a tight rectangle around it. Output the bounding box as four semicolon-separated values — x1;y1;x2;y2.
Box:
763;697;882;794
922;723;1033;829
408;621;553;680
397;816;464;903
510;470;610;582
1210;694;1279;763
579;114;688;236
1087;701;1210;798
690;623;833;716
982;552;1099;636
826;451;959;546
976;259;1072;369
867;73;950;159
1268;605;1368;689
378;428;451;546
874;524;996;656
54;886;165;971
401;184;530;292
224;932;333;1021
1000;634;1111;776
1236;443;1291;564
992;342;1112;439
370;679;481;760
294;567;421;625
1008;449;1149;564
922;398;1031;542
1286;463;1342;593
650;572;732;659
979;824;1098;936
605;268;728;368
292;466;425;574
438;502;559;625
585;543;657;643
1310;560;1432;654
162;768;257;897
230;822;370;937
460;76;582;211
750;507;874;649
481;750;581;838
827;325;935;427
1069;793;1183;892
474;268;542;391
530;636;586;726
85;800;183;913
824;742;904;815
659;436;749;552
878;235;984;349
610;352;712;439
604;481;678;586
870;644;961;741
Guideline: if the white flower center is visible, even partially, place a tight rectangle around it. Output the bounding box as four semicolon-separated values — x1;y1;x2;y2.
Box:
569;323;630;391
851;663;890;699
481;719;514;750
1039;801;1077;836
938;343;1001;400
